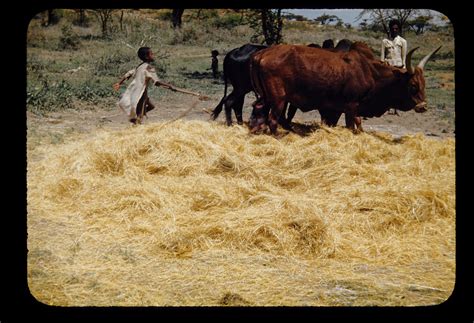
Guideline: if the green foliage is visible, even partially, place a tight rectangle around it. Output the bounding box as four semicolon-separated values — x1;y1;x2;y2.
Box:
26;23;46;48
211;14;241;29
27;75;115;115
94;52;134;76
26;9;454;117
195;9;219;20
58;25;81;50
75;79;115;102
246;9;284;45
408;15;432;35
314;14;341;26
169;25;201;45
27;77;74;114
155;10;173;21
27;55;46;74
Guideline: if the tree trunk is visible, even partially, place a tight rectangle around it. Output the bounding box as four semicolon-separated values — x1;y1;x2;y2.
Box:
102;16;108;36
260;9;283;46
172;9;184;28
44;9;59;26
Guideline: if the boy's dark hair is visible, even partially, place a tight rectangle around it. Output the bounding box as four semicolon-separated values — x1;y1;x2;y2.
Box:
211;49;219;57
389;19;402;32
137;47;151;61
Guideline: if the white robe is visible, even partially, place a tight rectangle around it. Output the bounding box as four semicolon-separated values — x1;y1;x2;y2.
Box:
118;63;160;120
381;35;407;68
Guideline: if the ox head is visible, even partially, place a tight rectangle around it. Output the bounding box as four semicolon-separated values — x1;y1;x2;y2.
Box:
393;46;442;113
249;98;269;132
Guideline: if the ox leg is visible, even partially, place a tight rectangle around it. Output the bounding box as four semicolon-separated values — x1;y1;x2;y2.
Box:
344;108;362;133
210;95;228;120
277;105;292;130
286;104;297;124
278;104;297;130
268;101;286;135
224;93;237;126
320;110;342;127
233;95;245;125
249;98;268;133
354;116;363;132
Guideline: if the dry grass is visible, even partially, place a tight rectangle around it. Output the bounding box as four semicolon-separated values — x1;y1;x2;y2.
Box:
27;120;455;306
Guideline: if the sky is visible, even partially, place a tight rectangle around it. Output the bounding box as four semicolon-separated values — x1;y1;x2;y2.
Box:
284;9;447;26
284;9;365;25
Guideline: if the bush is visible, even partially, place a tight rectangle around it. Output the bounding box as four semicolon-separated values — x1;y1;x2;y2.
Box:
155;10;173;21
27;25;47;48
94;52;134;76
27;77;74;114
211;14;241;29
27;76;116;115
75;79;115;102
27;55;46;74
169;25;201;45
58;25;81;50
435;50;454;59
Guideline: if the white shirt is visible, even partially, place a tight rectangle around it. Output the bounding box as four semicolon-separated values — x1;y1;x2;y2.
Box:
118;63;160;120
381;35;407;68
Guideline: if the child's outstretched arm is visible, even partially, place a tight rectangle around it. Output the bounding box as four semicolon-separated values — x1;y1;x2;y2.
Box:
154;80;177;91
113;69;134;91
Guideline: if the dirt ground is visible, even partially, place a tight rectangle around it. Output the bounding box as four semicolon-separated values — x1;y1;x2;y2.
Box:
26;93;455;147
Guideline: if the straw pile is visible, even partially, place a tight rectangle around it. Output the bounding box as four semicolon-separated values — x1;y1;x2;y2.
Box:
27;120;455;306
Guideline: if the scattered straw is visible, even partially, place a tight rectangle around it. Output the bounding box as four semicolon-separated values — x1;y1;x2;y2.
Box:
27;120;455;306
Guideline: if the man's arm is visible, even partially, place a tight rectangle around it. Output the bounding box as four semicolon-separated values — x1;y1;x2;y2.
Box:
381;39;386;62
401;38;407;68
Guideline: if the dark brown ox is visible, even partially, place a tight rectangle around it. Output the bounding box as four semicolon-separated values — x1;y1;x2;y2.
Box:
249;42;441;134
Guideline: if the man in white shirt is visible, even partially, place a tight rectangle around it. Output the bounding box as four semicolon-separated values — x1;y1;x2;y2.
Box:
381;19;407;68
381;19;407;115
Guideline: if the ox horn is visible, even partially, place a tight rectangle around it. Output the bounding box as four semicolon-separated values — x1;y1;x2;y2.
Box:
417;45;442;70
405;47;419;75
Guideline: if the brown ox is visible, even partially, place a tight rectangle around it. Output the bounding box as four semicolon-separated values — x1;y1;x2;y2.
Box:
249;42;441;134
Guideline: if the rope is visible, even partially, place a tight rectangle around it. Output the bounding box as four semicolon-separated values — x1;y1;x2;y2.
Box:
156;99;200;129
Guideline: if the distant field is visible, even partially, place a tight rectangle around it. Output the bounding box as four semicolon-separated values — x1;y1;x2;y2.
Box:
27;9;454;118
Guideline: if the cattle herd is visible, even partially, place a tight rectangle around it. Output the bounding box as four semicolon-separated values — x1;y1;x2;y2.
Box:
210;40;441;135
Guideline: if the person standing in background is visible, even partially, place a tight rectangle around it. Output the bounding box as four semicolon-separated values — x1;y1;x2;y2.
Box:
210;49;219;79
381;19;408;115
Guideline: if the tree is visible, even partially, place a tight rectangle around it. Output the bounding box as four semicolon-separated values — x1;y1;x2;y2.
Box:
73;9;88;27
359;19;368;30
42;9;60;27
92;9;116;37
247;9;284;45
356;9;430;37
172;9;185;28
408;15;432;35
314;13;340;25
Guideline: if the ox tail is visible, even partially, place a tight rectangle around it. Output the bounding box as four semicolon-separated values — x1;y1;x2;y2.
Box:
249;53;268;129
249;53;265;102
210;66;229;120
